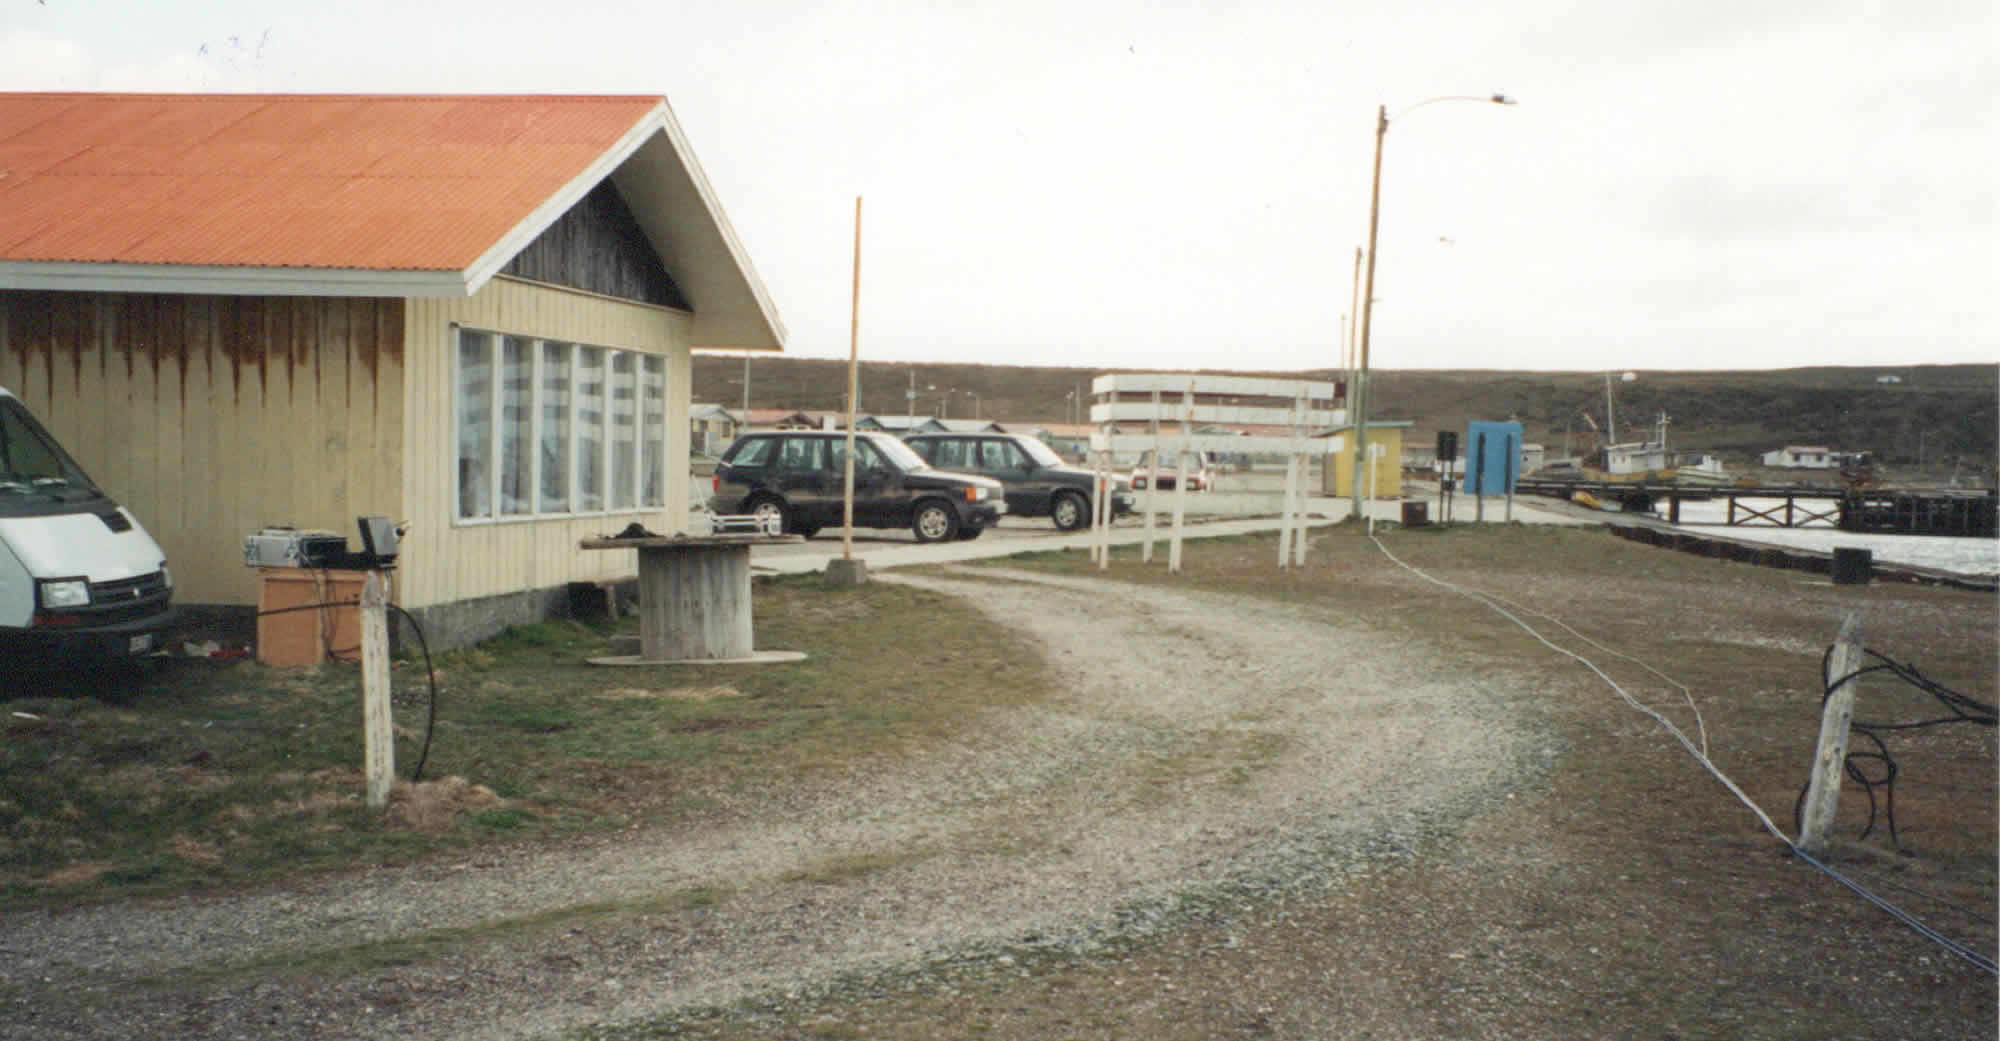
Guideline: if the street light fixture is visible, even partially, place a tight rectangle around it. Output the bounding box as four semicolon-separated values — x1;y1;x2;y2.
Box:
1350;93;1515;519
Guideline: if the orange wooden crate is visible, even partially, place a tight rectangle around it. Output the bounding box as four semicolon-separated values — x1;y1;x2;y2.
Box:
255;569;383;667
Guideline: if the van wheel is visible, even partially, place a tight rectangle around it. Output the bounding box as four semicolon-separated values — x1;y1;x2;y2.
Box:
1050;491;1089;531
911;500;959;543
746;495;790;534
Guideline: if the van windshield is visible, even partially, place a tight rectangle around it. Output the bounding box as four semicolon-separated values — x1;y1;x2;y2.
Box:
0;397;103;504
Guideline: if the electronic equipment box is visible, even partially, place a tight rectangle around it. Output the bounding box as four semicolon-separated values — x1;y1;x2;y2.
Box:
244;528;348;568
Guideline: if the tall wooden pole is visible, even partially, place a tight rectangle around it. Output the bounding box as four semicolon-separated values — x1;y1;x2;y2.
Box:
1351;105;1387;520
842;196;862;560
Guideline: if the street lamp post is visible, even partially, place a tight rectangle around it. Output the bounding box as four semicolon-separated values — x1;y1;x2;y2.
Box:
1350;94;1515;519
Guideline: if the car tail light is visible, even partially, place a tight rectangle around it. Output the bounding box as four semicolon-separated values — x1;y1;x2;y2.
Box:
712;473;720;493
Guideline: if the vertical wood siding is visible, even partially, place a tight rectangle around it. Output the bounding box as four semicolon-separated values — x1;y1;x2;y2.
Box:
400;277;692;611
0;291;405;606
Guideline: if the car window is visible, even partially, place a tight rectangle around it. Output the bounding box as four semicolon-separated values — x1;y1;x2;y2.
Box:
828;438;888;472
1017;437;1066;468
929;438;972;470
907;439;937;464
980;439;1025;469
727;437;774;467
867;434;929;472
777;437;823;471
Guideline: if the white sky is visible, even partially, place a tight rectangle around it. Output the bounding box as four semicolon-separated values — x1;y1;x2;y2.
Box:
4;1;1994;373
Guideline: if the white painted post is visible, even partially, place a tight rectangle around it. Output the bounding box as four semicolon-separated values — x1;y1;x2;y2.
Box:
1139;389;1159;563
1278;392;1301;567
1799;613;1864;857
1104;456;1120;568
1168;383;1193;573
1290;387;1309;567
359;571;395;811
1366;443;1384;536
1292;449;1309;567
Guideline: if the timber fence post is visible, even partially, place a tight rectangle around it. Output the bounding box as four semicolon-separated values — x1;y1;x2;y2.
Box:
1799;612;1864;857
360;571;395;811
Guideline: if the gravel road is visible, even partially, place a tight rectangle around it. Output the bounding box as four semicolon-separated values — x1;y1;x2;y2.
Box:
3;565;1552;1040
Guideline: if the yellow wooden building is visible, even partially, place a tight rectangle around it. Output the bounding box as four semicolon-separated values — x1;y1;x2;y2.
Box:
0;93;784;646
1318;421;1411;498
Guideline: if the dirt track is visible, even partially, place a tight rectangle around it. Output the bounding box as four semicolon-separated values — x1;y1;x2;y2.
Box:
2;565;1550;1040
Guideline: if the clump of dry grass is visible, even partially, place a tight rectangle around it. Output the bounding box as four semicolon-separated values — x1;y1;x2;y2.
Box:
36;860;113;888
168;835;221;865
598;685;745;702
387;775;503;833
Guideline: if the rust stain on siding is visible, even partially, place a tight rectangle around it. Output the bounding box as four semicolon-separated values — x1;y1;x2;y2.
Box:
3;292;402;412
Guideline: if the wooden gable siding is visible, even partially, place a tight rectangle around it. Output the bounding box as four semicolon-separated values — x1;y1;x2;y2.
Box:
500;181;690;310
400;276;692;612
0;291;405;606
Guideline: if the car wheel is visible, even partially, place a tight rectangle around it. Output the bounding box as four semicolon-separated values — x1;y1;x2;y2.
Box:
746;495;790;534
1050;490;1089;531
911;500;959;543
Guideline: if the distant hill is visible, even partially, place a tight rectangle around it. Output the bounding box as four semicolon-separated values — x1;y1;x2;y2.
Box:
692;357;1997;473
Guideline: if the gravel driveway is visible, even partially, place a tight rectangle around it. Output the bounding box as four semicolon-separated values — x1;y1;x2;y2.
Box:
3;566;1551;1040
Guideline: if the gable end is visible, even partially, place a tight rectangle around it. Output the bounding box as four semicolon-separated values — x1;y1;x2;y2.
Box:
500;180;689;309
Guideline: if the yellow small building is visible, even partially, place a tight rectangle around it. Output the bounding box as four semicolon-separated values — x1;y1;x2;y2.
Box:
0;93;785;647
1319;422;1410;498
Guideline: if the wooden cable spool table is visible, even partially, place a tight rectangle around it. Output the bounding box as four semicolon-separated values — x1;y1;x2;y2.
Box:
579;533;805;665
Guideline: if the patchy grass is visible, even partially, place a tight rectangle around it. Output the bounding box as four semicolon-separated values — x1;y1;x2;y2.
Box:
0;574;1054;910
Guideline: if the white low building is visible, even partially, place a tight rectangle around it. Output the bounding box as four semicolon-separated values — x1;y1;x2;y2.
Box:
1761;445;1839;469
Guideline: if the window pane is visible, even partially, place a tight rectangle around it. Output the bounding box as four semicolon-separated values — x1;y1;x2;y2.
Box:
726;436;773;467
610;352;638;509
539;342;572;512
455;332;493;519
980;440;1021;469
577;347;605;511
499;336;533;516
778;437;821;470
640;355;667;507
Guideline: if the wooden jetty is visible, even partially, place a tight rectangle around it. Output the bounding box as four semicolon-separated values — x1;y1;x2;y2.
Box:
1515;479;1997;538
1599;519;1997;593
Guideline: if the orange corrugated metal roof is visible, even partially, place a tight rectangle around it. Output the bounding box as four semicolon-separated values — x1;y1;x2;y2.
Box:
0;93;662;271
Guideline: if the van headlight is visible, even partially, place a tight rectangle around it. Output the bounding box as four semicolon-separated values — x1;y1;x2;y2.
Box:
38;578;91;608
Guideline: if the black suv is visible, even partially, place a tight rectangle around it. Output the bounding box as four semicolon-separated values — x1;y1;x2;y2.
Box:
904;432;1132;531
712;431;1006;542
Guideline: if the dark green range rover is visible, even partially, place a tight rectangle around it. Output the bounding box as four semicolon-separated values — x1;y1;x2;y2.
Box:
711;430;1006;542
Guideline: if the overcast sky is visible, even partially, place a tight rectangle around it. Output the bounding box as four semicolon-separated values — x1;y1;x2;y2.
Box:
5;1;1994;373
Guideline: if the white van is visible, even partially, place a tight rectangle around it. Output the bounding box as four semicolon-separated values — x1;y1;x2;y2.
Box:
0;387;175;659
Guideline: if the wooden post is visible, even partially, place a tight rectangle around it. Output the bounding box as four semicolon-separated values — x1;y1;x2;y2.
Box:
359;571;394;811
1168;383;1193;573
1799;612;1864;857
1142;388;1160;564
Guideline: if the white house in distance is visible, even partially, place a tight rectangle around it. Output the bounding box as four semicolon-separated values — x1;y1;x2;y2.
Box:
0;92;785;647
1762;445;1840;469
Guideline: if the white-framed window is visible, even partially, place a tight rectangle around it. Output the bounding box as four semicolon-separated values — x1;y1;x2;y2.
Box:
539;342;572;513
453;327;672;523
455;332;494;520
641;355;667;507
577;346;605;512
609;352;637;511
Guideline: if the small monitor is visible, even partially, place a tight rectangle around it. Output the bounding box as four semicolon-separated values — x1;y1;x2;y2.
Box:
358;515;400;563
